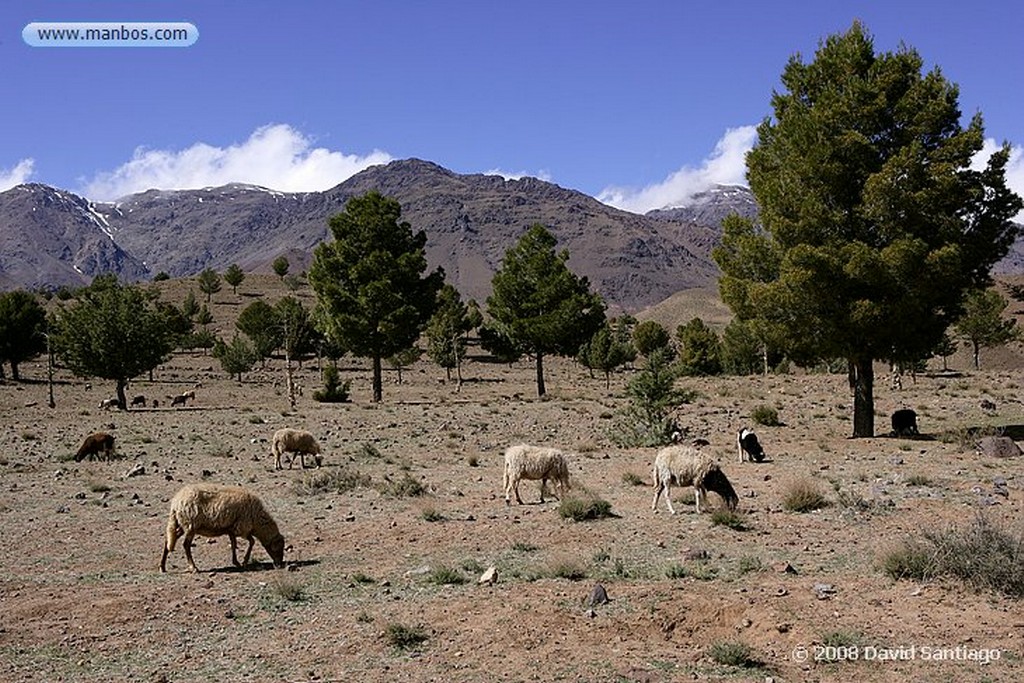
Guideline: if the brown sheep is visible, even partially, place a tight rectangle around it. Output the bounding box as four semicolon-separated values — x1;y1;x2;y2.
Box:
75;432;115;462
160;483;285;573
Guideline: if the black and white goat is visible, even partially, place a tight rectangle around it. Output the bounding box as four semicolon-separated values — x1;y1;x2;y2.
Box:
737;427;766;463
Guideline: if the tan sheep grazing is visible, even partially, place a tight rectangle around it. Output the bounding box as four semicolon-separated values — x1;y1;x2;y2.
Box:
160;483;285;573
272;428;322;470
503;444;571;505
75;432;115;462
651;445;738;514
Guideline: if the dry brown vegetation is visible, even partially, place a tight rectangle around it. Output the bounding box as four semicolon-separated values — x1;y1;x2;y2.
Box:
3;274;1024;682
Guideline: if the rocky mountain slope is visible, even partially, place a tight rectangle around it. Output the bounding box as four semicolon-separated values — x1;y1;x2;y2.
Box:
2;159;1021;310
0;160;732;311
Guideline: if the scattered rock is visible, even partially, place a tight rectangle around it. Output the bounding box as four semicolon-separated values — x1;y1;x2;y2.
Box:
478;566;498;586
976;436;1021;459
812;583;837;600
683;548;709;561
587;583;609;606
773;562;797;574
123;463;145;478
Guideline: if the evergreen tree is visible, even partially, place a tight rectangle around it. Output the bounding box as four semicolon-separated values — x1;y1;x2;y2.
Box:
236;300;282;366
213;334;258;382
632;320;671;358
579;322;635;389
486;224;606;396
675;318;722;376
309;191;443;402
0;290;47;381
426;284;477;385
196;268;222;303
955;289;1018;370
52;278;175;408
223;264;245;294
713;23;1022;436
272;256;290;280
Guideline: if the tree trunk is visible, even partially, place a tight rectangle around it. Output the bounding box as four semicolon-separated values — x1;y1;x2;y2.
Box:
10;361;20;381
372;354;383;402
973;341;981;370
115;379;128;411
535;352;546;397
851;356;874;437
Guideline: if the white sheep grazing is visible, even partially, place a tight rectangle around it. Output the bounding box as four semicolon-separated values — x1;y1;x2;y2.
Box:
98;397;121;410
160;483;285;573
651;445;738;514
503;444;571;506
272;428;322;470
170;389;195;407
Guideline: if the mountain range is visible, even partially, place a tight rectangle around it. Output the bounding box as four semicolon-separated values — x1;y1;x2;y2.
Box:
0;158;1020;312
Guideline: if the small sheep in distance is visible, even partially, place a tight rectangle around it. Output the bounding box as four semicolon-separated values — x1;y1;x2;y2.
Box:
503;444;571;505
652;444;738;514
160;483;285;573
170;389;196;407
130;395;147;408
272;428;322;470
98;397;121;410
75;432;115;462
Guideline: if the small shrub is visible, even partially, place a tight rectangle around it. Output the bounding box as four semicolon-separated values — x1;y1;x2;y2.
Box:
549;561;587;581
751;405;780;427
351;572;376;585
512;541;538;553
708;641;758;667
467;455;479;467
356;611;374;623
665;563;688;579
710;509;749;531
385;623;428;651
821;629;863;648
357;443;384;461
558;493;613;522
21;431;38;441
421;507;446;522
621;471;646;486
906;474;932;487
379;472;426;498
270;576;306;602
782;478;829;513
427;566;466;585
293;467;370;495
460;558;484;574
89;482;112;494
737;555;763;575
247;415;265;424
313;365;350;403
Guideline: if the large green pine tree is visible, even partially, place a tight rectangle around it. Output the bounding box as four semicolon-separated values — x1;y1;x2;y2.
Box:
714;23;1022;437
52;277;175;408
309;191;443;402
486;224;606;396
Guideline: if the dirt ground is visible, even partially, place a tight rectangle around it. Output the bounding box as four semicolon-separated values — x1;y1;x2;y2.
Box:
2;331;1023;682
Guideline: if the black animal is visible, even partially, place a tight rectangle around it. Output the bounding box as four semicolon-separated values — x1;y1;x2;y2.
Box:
891;409;919;437
737;427;766;462
130;395;147;408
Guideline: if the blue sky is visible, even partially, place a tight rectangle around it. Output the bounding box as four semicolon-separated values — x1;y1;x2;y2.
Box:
4;1;1022;214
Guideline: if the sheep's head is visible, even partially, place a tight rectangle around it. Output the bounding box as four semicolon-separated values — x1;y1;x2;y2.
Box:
705;467;739;511
265;534;286;568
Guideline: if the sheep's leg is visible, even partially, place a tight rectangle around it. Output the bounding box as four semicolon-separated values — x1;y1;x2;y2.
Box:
651;474;662;512
503;468;512;506
539;477;547;504
182;532;199;573
160;522;180;572
694;487;705;514
664;481;676;515
229;534;242;567
514;479;524;505
242;536;255;566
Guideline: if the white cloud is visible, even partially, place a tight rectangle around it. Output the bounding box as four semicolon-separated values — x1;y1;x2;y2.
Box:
0;159;35;191
483;168;553;183
597;125;757;214
81;124;392;201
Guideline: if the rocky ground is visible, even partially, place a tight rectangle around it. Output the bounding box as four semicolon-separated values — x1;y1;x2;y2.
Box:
1;331;1023;682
